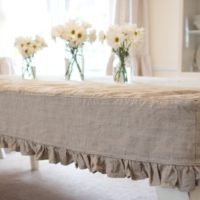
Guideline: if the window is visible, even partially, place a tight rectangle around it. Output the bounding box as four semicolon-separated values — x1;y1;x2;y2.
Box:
0;0;111;77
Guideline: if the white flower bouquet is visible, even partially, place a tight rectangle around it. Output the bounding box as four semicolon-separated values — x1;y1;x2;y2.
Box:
100;24;144;83
15;35;47;79
52;20;96;80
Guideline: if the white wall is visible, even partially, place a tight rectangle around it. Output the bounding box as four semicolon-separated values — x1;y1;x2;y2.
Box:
149;0;183;76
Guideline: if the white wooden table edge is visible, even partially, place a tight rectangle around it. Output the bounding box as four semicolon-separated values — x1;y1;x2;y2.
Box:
0;148;6;159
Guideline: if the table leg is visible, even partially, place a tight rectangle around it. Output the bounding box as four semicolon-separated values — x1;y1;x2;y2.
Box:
189;187;200;200
0;148;6;159
30;156;39;171
156;186;200;200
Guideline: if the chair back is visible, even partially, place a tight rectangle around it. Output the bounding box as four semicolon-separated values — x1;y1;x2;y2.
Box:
0;57;15;74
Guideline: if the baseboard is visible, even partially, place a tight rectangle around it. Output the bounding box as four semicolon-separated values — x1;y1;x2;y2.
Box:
153;69;200;77
153;66;181;77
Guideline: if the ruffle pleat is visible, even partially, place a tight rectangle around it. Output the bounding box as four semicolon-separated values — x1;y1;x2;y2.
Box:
1;135;199;192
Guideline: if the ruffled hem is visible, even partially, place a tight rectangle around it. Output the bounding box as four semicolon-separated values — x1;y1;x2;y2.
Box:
1;135;200;192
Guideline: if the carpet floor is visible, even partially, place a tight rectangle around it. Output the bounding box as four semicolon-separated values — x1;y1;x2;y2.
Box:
0;152;157;200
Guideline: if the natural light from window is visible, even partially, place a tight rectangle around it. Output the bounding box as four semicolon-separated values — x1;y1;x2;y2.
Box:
1;0;111;77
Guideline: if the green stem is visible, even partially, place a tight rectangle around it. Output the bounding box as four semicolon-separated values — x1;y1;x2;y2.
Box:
66;47;84;81
113;45;129;83
74;54;84;80
65;58;75;80
119;56;128;83
22;57;34;79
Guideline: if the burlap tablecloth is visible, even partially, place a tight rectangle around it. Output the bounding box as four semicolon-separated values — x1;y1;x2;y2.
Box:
1;78;200;192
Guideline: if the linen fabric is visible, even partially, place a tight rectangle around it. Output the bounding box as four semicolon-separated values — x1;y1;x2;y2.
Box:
0;79;200;192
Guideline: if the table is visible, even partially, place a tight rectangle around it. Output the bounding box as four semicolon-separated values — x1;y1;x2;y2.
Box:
1;76;200;200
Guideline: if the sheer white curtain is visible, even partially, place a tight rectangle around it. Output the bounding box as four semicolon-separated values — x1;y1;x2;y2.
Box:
106;0;152;76
47;0;70;26
0;0;114;77
0;0;50;53
0;0;52;74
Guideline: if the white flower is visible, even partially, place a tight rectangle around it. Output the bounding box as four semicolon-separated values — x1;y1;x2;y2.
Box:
64;22;79;38
106;26;124;49
102;24;144;52
20;49;29;58
52;19;96;48
68;39;78;48
35;35;47;49
132;28;144;43
122;24;137;34
15;37;26;48
35;35;47;46
99;31;106;43
99;24;144;83
20;42;35;58
107;32;124;49
27;43;36;55
61;31;71;41
82;21;92;29
75;26;87;45
15;35;47;59
51;25;64;40
88;30;96;43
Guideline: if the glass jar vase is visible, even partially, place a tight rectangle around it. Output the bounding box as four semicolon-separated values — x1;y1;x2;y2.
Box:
65;46;84;81
113;55;133;83
22;58;36;80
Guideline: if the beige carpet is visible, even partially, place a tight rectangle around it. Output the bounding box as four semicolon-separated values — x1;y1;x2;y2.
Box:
0;152;157;200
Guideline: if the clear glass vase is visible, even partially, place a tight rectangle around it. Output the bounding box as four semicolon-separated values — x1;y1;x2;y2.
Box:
22;58;36;80
113;56;133;83
65;47;84;81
